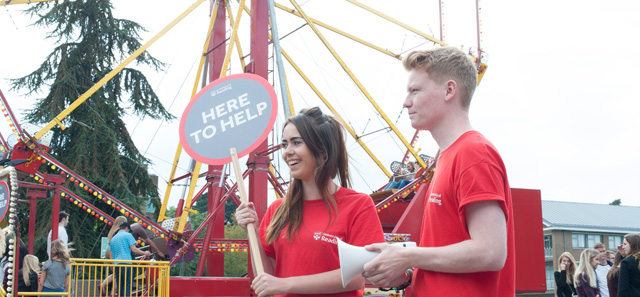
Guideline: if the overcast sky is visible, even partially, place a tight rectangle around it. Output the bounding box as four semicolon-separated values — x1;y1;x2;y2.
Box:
1;0;639;208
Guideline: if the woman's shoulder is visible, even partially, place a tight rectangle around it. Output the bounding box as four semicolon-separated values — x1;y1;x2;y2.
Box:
621;255;640;266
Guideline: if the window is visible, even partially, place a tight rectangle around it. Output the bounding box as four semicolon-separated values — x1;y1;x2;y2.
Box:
546;263;555;290
572;233;602;249
544;235;553;257
609;235;623;250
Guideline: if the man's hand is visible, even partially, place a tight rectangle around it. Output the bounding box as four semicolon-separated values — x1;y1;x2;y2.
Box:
362;243;408;287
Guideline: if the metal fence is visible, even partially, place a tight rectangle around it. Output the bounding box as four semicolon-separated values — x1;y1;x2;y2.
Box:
16;258;170;297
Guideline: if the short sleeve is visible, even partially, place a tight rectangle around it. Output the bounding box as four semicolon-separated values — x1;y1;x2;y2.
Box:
458;162;508;219
260;200;281;259
42;260;51;272
65;265;71;276
346;196;385;246
126;233;137;247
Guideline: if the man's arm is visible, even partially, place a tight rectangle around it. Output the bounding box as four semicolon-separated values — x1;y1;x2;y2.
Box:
129;245;151;257
363;200;507;285
143;238;165;258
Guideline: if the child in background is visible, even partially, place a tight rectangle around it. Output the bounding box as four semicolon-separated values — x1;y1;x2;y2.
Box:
17;254;40;292
39;239;72;297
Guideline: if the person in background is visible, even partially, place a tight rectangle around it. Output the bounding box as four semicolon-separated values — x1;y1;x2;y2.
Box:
17;254;40;293
110;222;150;297
47;211;70;259
574;248;601;297
39;239;72;297
608;251;617;265
383;161;417;190
555;252;577;297
99;215;128;295
607;251;623;297
618;233;640;297
594;242;612;297
129;222;165;259
235;107;385;297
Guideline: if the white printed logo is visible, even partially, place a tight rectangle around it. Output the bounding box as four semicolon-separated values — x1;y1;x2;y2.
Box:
428;193;442;206
313;232;342;245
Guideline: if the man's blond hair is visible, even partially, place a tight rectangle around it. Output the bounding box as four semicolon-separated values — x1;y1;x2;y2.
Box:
403;46;477;108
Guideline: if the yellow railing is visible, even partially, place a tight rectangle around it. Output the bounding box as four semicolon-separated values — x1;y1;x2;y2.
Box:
16;258;170;297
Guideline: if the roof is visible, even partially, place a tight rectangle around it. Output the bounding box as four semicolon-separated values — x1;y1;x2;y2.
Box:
541;200;640;233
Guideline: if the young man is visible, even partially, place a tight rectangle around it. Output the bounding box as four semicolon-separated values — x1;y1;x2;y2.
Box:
593;242;611;297
362;46;515;296
46;211;70;259
110;222;151;297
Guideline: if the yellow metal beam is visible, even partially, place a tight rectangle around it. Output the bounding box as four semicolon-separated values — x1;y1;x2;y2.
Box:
176;0;247;234
158;1;220;223
346;0;446;47
226;4;247;70
34;0;208;142
0;0;56;5
280;48;391;177
273;3;400;60
288;0;426;169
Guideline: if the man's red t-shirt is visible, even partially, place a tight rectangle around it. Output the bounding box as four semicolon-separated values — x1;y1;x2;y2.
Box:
411;131;515;297
260;187;385;297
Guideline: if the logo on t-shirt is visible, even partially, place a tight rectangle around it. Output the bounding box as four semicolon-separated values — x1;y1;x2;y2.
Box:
313;232;342;245
428;193;442;206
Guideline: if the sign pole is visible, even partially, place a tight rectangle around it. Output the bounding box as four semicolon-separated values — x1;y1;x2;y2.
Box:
230;147;264;275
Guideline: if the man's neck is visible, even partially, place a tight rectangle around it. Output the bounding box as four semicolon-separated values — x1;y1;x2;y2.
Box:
430;115;473;151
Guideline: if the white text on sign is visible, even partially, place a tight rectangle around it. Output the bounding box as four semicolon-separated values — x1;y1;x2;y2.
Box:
189;93;268;144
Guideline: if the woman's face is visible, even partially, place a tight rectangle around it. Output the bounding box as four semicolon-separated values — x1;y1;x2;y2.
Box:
622;239;631;255
589;255;598;269
561;257;571;268
282;123;317;183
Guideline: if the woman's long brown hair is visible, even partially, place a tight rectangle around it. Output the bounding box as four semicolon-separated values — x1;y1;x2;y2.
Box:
266;107;351;244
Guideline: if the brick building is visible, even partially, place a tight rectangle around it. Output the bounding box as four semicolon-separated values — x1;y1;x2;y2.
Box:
539;201;640;296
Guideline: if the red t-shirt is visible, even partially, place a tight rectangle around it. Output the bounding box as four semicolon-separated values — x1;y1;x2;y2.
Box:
411;131;515;297
260;187;385;297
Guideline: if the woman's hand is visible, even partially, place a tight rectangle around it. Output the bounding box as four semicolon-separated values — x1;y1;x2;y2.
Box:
235;202;258;231
560;263;566;270
252;273;289;297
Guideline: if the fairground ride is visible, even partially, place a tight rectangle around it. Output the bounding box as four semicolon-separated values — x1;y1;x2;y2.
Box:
0;0;546;296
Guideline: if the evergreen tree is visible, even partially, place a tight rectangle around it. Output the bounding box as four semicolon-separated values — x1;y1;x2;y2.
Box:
10;0;174;260
609;199;621;206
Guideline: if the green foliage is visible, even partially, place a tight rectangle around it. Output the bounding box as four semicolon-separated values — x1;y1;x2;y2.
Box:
11;0;173;260
609;199;622;206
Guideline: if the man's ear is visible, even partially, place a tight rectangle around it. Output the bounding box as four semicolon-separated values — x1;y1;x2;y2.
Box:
444;80;457;102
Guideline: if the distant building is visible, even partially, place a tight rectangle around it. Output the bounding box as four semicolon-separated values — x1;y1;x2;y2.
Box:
540;200;640;296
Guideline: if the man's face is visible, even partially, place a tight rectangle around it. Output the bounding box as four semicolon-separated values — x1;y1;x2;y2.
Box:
596;247;606;262
63;216;70;227
403;69;446;131
608;253;615;262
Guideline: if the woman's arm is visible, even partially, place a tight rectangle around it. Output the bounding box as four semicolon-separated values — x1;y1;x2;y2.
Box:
64;275;70;290
38;270;46;292
555;270;568;290
252;268;363;297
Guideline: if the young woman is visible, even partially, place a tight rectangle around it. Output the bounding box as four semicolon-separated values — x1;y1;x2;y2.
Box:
607;251;623;297
618;233;640;297
99;215;128;295
17;254;40;292
555;252;577;297
574;248;601;297
38;239;72;297
236;107;385;297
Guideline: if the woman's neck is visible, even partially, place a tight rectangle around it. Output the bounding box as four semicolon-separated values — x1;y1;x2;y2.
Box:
301;180;338;201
